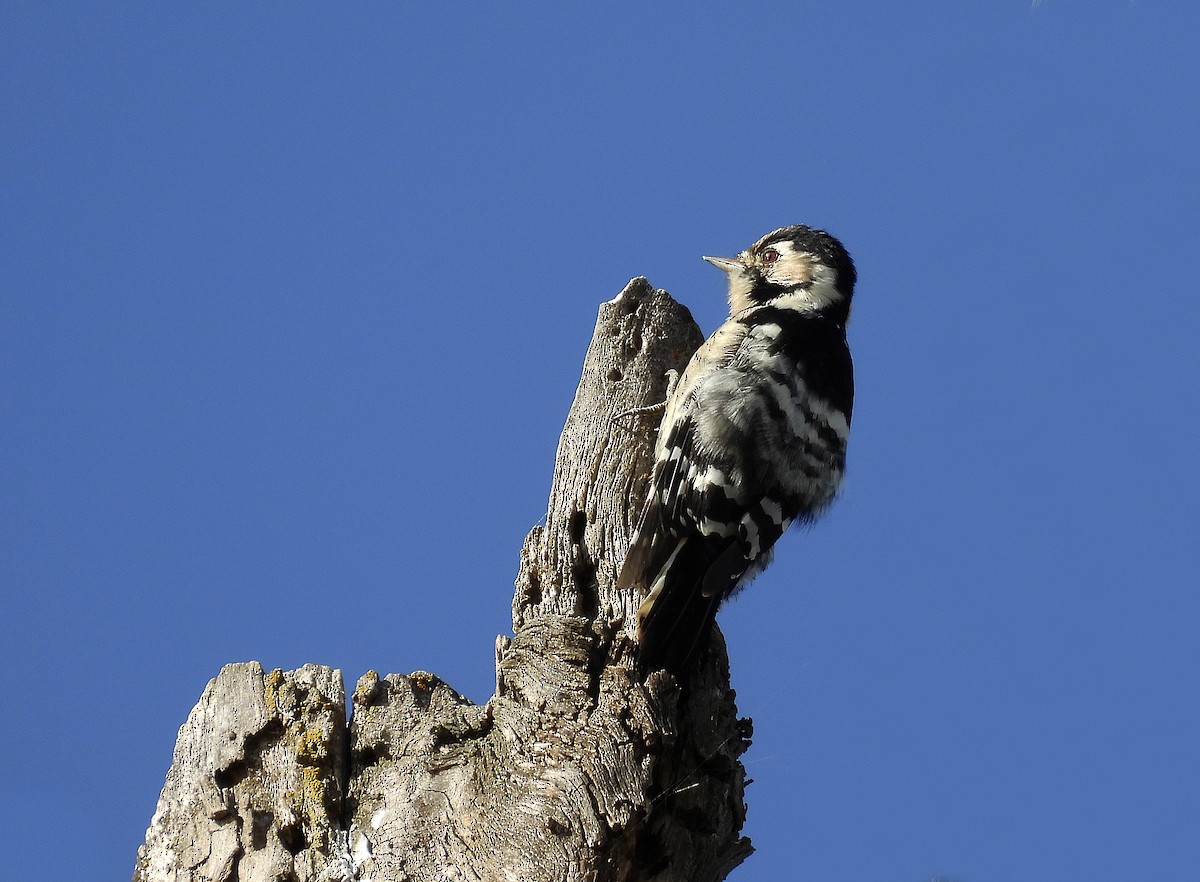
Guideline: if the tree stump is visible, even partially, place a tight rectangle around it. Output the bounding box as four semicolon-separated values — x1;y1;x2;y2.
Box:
134;278;753;882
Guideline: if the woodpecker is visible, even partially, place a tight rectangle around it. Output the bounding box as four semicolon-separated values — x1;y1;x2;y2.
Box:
617;225;856;674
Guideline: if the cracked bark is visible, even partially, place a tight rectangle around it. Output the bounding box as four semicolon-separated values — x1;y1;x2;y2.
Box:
133;278;754;882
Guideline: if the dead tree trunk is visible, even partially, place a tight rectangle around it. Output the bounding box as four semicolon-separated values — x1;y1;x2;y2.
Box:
134;278;754;882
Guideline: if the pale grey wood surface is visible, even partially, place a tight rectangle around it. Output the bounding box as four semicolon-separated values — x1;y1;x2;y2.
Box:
134;279;752;882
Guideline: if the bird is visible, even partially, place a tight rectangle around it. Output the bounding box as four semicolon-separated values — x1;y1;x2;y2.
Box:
617;225;856;674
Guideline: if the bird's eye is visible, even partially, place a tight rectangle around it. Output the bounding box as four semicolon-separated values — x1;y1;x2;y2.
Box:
761;248;780;264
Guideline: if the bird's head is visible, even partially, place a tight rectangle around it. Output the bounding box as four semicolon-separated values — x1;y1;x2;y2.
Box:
704;225;856;322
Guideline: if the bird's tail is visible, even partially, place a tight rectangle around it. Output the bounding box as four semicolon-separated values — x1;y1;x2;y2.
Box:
636;534;742;675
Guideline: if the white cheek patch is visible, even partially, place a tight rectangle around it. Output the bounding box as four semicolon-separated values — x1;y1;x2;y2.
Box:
775;270;843;312
764;244;813;289
762;246;843;311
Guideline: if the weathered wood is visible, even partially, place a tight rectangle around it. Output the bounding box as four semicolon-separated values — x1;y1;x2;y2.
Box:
133;663;347;882
135;278;753;882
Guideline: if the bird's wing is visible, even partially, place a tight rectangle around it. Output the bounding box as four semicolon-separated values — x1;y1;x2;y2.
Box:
616;413;697;592
618;319;761;591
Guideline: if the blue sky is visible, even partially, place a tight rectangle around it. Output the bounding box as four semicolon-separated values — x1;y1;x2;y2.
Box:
3;3;1198;880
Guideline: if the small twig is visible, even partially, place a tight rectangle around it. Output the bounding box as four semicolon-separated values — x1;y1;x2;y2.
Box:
614;368;679;425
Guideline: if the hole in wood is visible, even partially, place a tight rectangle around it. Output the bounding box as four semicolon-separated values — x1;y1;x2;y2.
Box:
278;820;306;855
213;760;248;789
569;510;587;543
524;570;542;605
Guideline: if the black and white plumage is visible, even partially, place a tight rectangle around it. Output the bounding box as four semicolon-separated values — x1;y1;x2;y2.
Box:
618;225;856;674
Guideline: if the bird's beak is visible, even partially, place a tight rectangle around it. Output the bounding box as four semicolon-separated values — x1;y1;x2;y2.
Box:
702;255;743;274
